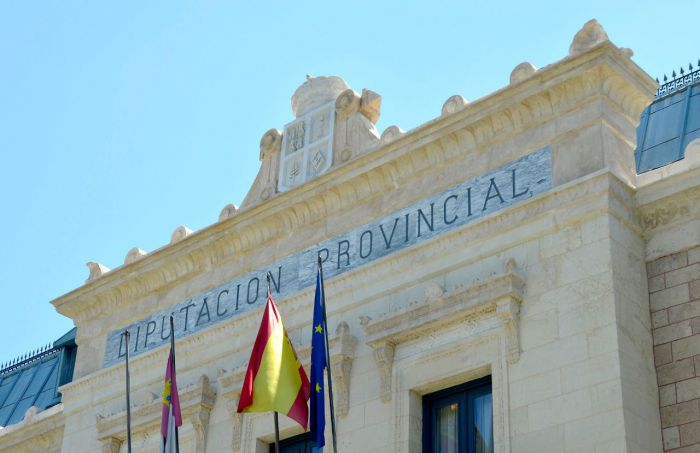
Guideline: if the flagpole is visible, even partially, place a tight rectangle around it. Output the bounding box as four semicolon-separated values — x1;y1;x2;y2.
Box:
267;273;282;453
170;316;180;453
317;255;338;453
274;411;281;452
123;331;133;453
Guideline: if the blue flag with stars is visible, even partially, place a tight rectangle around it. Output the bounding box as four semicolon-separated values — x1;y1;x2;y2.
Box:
309;268;327;448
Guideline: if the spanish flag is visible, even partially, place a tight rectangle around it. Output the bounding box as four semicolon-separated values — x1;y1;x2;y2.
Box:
237;290;310;429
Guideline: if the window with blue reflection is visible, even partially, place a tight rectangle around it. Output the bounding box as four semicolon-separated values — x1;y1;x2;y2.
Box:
423;376;493;453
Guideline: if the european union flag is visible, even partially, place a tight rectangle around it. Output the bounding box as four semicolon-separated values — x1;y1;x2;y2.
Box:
309;268;327;448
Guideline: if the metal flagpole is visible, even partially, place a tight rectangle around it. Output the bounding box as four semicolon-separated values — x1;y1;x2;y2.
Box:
267;273;281;453
170;316;180;453
123;331;133;453
274;411;281;451
318;255;338;453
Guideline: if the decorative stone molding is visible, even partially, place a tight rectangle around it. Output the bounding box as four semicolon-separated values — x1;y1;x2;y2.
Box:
510;62;537;84
333;88;381;163
360;89;381;125
101;437;121;453
219;204;240;222
124;247;147;265
569;19;609;56
335;89;361;119
372;342;395;403
441;95;468;116
170;226;193;244
380;125;405;144
295;321;358;416
259;128;282;160
362;262;525;402
217;366;247;451
240;129;282;208
86;261;110;282
54;42;654;331
96;374;216;452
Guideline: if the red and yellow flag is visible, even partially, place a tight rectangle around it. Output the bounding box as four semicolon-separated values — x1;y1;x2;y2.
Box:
237;291;310;429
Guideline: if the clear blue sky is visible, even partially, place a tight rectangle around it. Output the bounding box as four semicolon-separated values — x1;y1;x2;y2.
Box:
0;0;696;364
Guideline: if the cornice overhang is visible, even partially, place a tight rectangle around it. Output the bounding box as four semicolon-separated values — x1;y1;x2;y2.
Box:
51;42;654;330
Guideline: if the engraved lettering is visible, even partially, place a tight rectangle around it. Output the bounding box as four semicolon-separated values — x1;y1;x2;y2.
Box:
379;218;400;249
482;178;504;211
443;194;458;224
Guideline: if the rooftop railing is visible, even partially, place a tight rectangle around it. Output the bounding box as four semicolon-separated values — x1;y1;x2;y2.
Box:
655;60;700;98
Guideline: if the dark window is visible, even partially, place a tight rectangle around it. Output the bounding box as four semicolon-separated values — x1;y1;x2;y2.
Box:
423;376;493;453
269;431;317;453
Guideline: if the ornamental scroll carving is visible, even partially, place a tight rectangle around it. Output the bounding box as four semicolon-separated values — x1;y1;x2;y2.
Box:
362;260;525;402
96;374;216;452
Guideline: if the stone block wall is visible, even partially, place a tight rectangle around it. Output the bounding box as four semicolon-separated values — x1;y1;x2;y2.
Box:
649;247;700;451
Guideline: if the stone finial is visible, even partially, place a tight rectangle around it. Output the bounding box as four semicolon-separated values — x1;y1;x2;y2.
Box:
291;75;350;117
441;95;469;116
170;226;193;244
259;128;282;160
218;204;239;222
569;19;609;56
124;247;147;265
359;89;381;124
510;62;537;85
86;261;110;282
380;125;405;144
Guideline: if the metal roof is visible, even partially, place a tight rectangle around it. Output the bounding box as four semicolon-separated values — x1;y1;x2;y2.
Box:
635;63;700;173
0;328;76;427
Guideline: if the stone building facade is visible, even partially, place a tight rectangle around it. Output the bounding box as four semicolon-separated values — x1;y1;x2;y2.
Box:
1;19;698;452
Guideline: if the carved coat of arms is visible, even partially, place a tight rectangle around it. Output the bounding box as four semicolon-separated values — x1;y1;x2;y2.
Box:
278;102;335;192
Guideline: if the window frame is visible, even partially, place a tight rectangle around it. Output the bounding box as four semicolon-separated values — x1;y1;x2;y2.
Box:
422;375;493;453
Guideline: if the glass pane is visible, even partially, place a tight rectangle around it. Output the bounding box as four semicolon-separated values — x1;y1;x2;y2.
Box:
7;397;34;426
473;392;493;453
3;368;34;405
0;374;20;405
24;358;57;396
436;402;460;453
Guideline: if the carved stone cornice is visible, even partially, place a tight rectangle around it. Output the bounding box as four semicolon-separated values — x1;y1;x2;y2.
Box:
96;374;216;453
50;42;653;333
0;404;65;452
362;263;525;402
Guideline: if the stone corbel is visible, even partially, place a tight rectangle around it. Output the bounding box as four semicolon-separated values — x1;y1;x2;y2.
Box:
191;405;211;453
96;374;216;449
362;259;525;402
371;341;395;403
496;298;521;364
327;321;358;416
296;321;358;417
216;366;247;451
101;437;122;453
